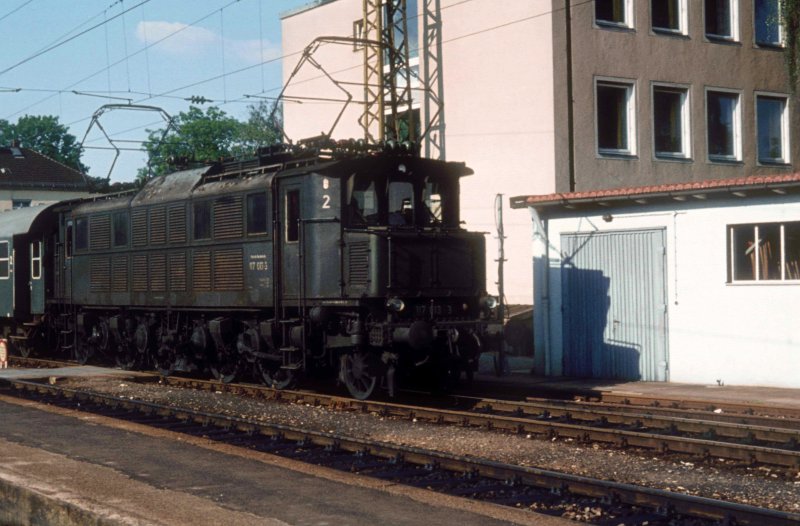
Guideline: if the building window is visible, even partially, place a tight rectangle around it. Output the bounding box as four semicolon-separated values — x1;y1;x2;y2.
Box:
595;0;632;28
596;79;636;156
652;0;686;34
11;199;30;209
0;241;9;279
729;222;800;282
353;19;364;51
754;0;781;46
653;85;690;158
705;0;737;40
31;241;41;279
756;94;789;164
706;89;741;161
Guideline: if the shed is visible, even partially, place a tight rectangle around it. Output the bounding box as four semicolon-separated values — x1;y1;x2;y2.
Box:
511;173;800;388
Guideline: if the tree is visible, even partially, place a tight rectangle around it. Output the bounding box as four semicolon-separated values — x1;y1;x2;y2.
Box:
239;99;284;150
137;102;283;184
138;106;245;182
0;115;88;173
783;0;800;92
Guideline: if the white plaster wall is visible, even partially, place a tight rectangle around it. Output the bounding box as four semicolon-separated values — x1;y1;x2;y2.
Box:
282;0;557;305
0;190;90;213
534;197;800;388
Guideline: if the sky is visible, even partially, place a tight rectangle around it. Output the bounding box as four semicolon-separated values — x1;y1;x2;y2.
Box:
0;0;312;182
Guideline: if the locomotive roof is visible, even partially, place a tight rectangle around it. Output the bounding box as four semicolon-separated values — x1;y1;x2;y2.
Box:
0;203;58;239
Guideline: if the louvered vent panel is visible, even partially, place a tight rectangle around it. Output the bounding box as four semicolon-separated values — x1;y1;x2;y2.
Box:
169;252;187;291
149;207;167;245
348;242;370;285
214;249;243;291
168;205;186;244
213;197;243;239
132;255;148;292
90;257;111;292
89;215;111;250
112;255;128;292
132;209;148;247
194;250;212;291
149;253;166;292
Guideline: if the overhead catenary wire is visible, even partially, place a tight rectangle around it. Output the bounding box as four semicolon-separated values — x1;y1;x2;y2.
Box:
0;0;34;24
0;0;153;78
6;0;591;150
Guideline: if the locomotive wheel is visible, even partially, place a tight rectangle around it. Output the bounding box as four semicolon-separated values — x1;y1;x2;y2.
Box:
341;351;378;400
85;319;110;361
11;327;32;358
210;345;239;383
115;341;139;370
256;360;295;390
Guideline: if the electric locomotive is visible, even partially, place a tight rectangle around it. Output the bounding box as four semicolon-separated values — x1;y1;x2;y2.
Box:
2;140;498;399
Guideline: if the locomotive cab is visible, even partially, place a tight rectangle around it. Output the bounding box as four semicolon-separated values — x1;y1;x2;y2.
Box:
294;155;492;399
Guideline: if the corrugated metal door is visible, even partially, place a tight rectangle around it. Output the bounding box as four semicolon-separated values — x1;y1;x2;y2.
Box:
561;229;668;381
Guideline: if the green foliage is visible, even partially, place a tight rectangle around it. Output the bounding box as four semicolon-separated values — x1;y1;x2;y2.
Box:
137;101;283;183
783;0;800;92
0;115;88;173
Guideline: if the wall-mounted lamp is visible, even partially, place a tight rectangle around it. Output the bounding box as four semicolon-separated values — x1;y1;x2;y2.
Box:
601;213;613;223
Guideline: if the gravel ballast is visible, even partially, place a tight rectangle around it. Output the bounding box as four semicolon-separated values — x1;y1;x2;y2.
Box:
58;376;800;514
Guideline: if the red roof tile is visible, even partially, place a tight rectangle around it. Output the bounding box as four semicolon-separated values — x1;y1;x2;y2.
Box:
0;147;89;190
510;172;800;209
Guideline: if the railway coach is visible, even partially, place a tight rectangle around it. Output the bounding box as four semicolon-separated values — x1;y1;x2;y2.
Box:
1;139;499;399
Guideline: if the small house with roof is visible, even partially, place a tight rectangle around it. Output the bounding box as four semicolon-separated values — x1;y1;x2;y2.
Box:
0;144;90;211
511;174;800;389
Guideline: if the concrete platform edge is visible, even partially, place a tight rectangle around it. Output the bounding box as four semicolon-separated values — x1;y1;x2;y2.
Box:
0;475;121;526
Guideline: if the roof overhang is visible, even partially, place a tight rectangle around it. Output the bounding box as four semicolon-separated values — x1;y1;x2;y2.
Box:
510;173;800;214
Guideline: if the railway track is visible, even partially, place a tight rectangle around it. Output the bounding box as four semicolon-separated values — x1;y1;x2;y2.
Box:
143;375;800;470
8;357;800;469
2;377;798;526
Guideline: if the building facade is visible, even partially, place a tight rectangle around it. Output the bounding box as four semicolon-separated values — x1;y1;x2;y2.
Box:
280;0;794;307
511;175;800;388
0;145;90;211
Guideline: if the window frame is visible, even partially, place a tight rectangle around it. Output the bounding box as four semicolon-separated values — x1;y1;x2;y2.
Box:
652;82;691;160
705;87;742;163
753;0;782;47
651;0;688;35
31;241;41;280
193;200;212;241
74;216;89;252
728;221;800;283
0;241;9;280
112;210;129;248
704;0;739;42
755;91;790;166
595;77;638;158
285;189;301;244
594;0;634;29
246;192;270;237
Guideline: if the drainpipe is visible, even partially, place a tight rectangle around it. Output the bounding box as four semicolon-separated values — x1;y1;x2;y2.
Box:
565;0;576;192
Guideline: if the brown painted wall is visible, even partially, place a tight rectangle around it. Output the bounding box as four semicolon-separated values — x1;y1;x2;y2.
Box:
557;0;797;192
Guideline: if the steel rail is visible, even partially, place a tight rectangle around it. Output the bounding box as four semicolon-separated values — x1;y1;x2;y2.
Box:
597;392;800;420
148;375;800;469
518;395;800;431
468;398;800;446
10;360;800;467
3;378;799;526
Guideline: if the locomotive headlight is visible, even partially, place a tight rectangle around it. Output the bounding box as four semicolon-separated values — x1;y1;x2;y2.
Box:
386;297;406;312
481;295;499;310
